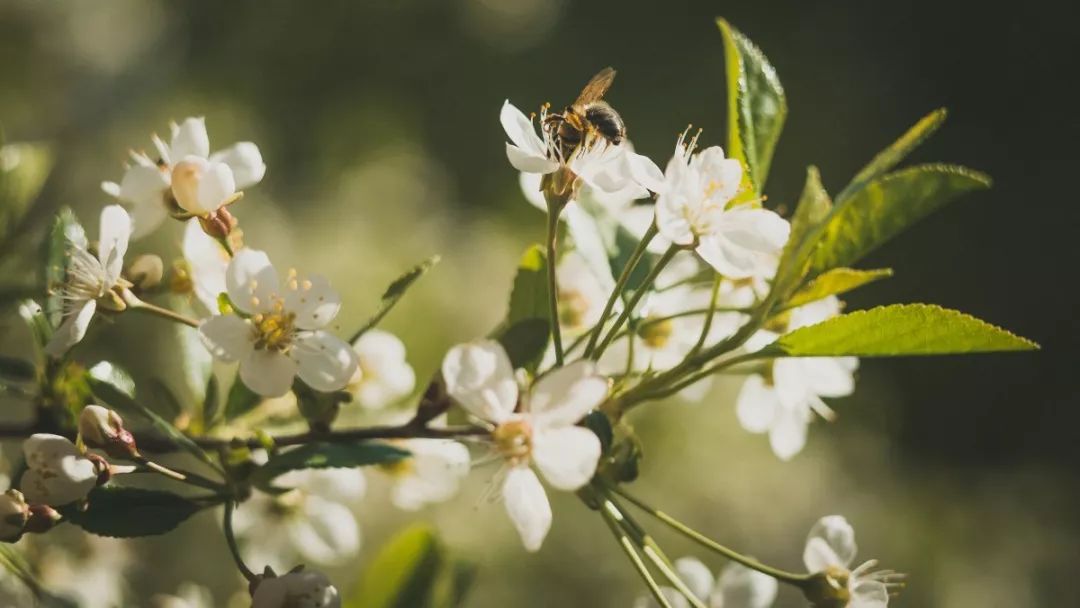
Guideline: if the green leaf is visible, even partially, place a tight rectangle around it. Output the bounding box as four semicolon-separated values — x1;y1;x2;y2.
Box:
809;164;991;275
836;108;948;204
88;376;222;473
772;167;832;297
784;268;893;309
506;245;549;325
87;361;135;398
147;378;184;421
42;208;86;328
350;255;440;342
18;299;52;353
0;355;35;383
0;142;53;243
201;375;220;427
61;486;200;538
717;18;787;194
254;442;409;485
349;524;473;608
768;303;1039;357
497;318;550;372
224;377;262;421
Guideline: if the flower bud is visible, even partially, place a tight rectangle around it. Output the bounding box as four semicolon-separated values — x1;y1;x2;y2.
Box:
24;504;62;535
127;254;165;289
251;567;340;608
171;157;236;215
0;489;30;543
79;405;139;459
198;206;238;240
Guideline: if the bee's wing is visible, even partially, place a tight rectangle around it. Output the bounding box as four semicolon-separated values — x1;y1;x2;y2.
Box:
573;67;617;105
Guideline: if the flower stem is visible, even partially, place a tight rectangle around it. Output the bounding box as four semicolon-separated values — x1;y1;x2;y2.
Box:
223;500;257;584
133;456;226;491
592;244;680;361
598;494;675;608
601;493;708;608
689;274;722;356
609;484;810;586
545;205;565;366
583;222;658;359
122;290;200;328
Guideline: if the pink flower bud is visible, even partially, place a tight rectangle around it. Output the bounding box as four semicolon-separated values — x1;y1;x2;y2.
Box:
79;405;139;459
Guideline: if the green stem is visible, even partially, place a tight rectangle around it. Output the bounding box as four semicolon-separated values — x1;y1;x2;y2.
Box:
602;493;708;608
545;206;565;366
609;484;810;586
122;291;200;328
592;244;680;361
598;495;674;608
630;351;769;405
583;222;659;359
689;274;722;356
223;500;257;583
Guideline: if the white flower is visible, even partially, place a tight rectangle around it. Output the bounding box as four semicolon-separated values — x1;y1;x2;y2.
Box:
441;340;606;551
555;249;614;335
653;138;789;279
45;205;132;358
181;218;230;312
501;101;647;197
102;117;265;237
234;468;364;567
347;329;416;409
198;249;358;397
803;516;898;608
381;439;471;511
19;434;98;506
632;557;778;608
252;569;340;608
735;296;857;460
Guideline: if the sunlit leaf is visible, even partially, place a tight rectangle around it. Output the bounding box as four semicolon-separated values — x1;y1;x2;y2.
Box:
253;441;409;486
223;377;261;421
0;141;53;243
350;255;440;342
497;318;549;371
772;167;832;297
42;208;86;328
784;268;893;309
348;524;473;608
836;108;948;204
766;303;1039;357
809;164;991;275
717;18;787;194
506;244;549;325
87;361;135;398
60;486;200;538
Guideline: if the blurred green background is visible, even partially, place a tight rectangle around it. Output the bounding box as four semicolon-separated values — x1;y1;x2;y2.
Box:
1;0;1076;606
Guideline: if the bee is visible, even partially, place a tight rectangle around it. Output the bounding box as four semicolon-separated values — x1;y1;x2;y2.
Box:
544;67;626;159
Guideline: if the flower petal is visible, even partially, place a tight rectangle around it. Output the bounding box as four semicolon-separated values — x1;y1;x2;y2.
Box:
625;150;666;194
803;515;858;571
441;340;518;424
850;579;889;608
501;466;551;552
226;249;280;314
293;496;361;564
292;331;358;392
506;143;559;174
209;142;266;189
240;349;298;397
714;562;779;608
199;315;255;362
735;374;778;434
518;171;547;211
170;117;210;160
284;274;341;330
768;403;810;461
98;205;132;285
500;100;545;155
672;557;714;601
801;356;858;398
531;426;601;490
45;300;97;358
528;360;608;428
